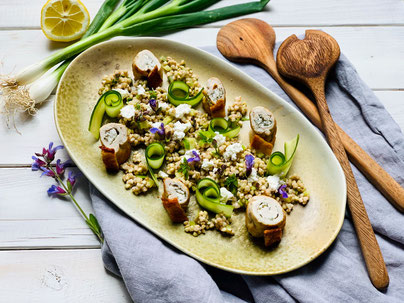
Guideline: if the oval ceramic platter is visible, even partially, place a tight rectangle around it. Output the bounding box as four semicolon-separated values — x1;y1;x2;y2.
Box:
55;38;346;275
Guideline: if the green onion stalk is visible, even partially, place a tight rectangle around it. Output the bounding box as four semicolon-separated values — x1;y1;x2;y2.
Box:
15;0;270;106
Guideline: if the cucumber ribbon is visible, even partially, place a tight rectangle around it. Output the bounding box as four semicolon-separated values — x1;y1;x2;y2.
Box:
267;134;300;177
195;178;233;218
209;117;240;138
167;80;203;107
146;142;166;187
88;90;124;139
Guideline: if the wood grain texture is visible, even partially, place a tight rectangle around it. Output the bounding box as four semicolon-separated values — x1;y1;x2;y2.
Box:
1;0;404;28
217;19;404;212
0;168;100;249
277;30;389;290
0;249;132;302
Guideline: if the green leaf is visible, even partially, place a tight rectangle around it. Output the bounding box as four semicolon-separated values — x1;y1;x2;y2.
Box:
178;158;190;180
224;174;238;195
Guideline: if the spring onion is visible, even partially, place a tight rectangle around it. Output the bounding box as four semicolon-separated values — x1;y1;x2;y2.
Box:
3;0;270;122
267;134;299;176
167;81;204;107
88;90;124;139
195;178;233;218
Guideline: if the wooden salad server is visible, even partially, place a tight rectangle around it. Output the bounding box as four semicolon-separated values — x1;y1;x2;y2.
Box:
216;18;404;213
277;30;389;290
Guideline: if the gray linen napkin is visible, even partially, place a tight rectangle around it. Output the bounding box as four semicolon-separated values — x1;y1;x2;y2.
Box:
90;45;404;303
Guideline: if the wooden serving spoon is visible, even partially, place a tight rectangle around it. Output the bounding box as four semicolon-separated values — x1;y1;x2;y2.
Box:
278;31;388;290
217;19;390;290
216;18;404;212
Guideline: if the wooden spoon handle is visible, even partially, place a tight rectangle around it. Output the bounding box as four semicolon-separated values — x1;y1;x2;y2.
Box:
313;86;389;290
262;63;404;212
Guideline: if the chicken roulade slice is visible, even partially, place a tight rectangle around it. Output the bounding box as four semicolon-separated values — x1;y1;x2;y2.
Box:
162;178;190;223
203;77;226;117
132;49;163;89
99;123;131;173
249;106;277;141
245;195;286;246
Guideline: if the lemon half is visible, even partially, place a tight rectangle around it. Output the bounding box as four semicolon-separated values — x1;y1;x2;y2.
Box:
41;0;90;42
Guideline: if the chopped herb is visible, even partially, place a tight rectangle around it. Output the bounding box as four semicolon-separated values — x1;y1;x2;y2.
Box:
224;174;238;196
178;158;190;180
199;130;213;143
135;103;141;110
149;90;157;99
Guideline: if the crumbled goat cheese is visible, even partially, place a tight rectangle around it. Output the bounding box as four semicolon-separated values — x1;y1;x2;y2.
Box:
267;175;281;191
151;122;162;128
213;132;226;146
201;160;214;170
223;143;243;161
120;105;135;119
137;85;146;95
248;168;258;183
175;104;192;119
220;187;233;203
158;171;168;179
159;102;169;111
145;104;153;112
114;88;131;100
172;121;192;141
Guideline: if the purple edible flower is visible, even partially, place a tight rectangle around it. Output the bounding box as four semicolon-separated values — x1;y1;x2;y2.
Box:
45;142;64;161
40;167;55;178
245;154;255;177
47;185;66;196
67;171;78;188
56;159;70;175
187;150;201;163
150;123;165;137
31;156;46;171
278;184;289;199
149;99;158;112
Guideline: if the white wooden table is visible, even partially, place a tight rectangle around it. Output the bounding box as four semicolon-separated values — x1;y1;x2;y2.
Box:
1;0;403;301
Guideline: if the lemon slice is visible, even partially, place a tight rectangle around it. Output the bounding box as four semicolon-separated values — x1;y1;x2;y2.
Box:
41;0;90;42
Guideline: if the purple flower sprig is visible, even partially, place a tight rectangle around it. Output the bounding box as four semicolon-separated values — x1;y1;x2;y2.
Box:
278;184;289;199
245;154;255;177
150;123;165;137
31;142;103;244
187;150;201;163
149;99;158;112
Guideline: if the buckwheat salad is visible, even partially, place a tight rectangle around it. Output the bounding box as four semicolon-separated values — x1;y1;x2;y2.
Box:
89;49;310;247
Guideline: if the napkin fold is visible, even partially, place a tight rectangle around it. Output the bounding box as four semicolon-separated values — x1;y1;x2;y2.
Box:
90;45;404;303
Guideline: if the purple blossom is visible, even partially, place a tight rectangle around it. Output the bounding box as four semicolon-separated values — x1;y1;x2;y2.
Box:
150;123;165;137
278;184;289;199
67;171;78;188
47;185;66;196
149;99;158;111
56;159;70;175
187;150;201;163
45;142;64;161
31;156;46;171
40;167;55;178
245;154;255;177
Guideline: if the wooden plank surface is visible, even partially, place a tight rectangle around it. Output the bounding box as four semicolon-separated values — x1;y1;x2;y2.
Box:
0;168;99;249
0;249;132;302
1;0;403;29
